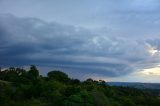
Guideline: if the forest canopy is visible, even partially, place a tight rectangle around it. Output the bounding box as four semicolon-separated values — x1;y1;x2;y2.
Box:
0;65;160;106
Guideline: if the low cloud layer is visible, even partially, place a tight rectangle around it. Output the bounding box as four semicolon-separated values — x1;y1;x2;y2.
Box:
0;14;159;78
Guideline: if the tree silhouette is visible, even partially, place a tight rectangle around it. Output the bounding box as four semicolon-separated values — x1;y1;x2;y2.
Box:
47;70;70;83
28;65;39;79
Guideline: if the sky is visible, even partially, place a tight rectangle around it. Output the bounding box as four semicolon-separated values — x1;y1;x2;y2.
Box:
0;0;160;82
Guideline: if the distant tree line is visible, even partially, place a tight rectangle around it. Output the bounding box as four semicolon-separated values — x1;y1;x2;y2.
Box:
0;65;160;106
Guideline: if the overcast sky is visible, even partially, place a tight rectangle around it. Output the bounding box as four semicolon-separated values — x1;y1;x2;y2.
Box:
0;0;160;82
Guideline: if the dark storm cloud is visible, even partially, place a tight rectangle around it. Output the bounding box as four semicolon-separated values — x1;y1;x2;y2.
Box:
0;14;159;77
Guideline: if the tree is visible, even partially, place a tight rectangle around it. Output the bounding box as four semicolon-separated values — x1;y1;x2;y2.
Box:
83;78;96;91
70;79;81;85
0;65;160;106
28;65;39;79
47;70;70;83
64;90;94;106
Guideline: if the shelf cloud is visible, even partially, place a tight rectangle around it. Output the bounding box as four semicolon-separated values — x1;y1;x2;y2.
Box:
0;14;159;78
0;0;160;81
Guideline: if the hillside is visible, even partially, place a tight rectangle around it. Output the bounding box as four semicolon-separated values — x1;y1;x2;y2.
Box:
0;66;160;106
107;82;160;89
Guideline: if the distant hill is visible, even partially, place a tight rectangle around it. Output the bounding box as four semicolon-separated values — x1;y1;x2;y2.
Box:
1;66;160;105
107;82;160;90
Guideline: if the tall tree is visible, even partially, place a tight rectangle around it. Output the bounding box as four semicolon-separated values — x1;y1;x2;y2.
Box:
47;70;70;83
28;65;39;79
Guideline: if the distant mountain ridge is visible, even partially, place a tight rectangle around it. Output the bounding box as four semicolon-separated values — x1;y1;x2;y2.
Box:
107;82;160;90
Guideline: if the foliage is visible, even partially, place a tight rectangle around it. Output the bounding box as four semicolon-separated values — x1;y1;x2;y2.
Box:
47;70;70;83
28;65;39;79
0;66;159;106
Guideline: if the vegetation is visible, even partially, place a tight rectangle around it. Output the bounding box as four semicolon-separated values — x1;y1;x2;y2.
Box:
0;65;160;106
